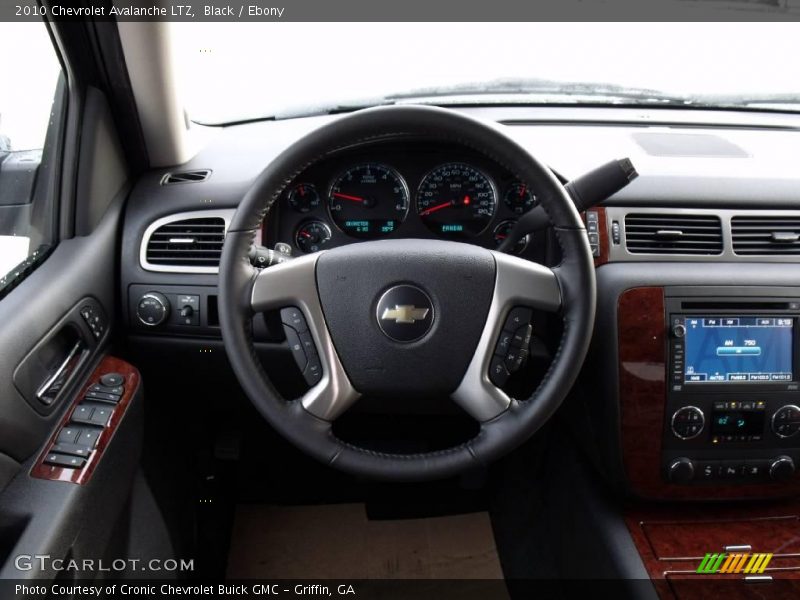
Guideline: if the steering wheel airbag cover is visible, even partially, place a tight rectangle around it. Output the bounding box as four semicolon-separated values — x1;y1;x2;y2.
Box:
316;239;495;396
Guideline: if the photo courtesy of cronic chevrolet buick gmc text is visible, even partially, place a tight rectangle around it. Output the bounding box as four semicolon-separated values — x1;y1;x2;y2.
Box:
2;8;800;600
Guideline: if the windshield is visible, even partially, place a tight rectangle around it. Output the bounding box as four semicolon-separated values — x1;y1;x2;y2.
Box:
170;22;800;124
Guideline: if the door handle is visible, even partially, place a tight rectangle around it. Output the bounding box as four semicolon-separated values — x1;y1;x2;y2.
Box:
36;339;85;404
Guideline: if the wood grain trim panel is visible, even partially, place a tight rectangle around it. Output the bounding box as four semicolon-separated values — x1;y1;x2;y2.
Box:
618;286;667;497
30;356;139;485
625;502;800;599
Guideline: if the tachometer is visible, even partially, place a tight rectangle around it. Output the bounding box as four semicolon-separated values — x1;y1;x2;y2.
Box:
416;163;496;236
328;163;409;238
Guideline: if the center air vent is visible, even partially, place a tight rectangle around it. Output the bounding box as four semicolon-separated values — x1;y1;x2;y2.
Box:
161;169;211;185
141;210;234;273
624;214;723;255
732;216;800;255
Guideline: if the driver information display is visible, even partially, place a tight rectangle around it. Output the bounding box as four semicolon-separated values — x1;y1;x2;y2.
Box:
684;316;793;383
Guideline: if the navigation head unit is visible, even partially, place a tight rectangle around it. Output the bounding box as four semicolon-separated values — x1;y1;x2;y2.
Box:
681;316;794;384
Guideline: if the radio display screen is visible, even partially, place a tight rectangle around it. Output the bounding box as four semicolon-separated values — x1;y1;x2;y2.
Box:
683;316;794;383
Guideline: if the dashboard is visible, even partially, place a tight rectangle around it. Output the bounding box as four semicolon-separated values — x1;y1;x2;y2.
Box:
263;140;544;258
120;105;800;502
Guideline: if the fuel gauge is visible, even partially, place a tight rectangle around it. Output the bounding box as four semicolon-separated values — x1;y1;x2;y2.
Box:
295;221;332;253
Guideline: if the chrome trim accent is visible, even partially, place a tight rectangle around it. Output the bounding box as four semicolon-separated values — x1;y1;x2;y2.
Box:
36;339;85;402
139;209;236;274
160;169;211;185
724;545;753;553
605;207;800;263
670;405;705;440
250;253;360;421
136;293;169;327
451;251;561;422
744;576;773;583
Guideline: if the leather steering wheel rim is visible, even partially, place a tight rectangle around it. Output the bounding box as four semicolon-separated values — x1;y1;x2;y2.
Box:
219;105;596;481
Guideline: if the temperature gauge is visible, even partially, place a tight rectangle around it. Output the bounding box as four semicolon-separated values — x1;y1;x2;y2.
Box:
288;183;321;213
504;183;537;215
493;220;529;254
295;221;332;253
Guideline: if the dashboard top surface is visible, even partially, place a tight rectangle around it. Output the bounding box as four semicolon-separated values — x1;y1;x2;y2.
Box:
130;105;800;213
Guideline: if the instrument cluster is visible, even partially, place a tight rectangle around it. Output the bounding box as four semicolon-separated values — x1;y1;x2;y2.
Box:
263;140;541;256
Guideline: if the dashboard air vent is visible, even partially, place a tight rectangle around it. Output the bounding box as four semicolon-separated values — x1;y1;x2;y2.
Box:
145;217;225;267
732;216;800;255
624;214;723;255
161;169;211;185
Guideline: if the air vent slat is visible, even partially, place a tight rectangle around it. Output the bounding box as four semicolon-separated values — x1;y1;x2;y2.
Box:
624;214;722;255
161;169;211;185
145;216;226;267
732;216;800;256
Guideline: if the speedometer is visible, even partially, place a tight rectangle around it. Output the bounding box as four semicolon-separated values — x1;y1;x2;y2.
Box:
328;163;409;239
416;163;496;236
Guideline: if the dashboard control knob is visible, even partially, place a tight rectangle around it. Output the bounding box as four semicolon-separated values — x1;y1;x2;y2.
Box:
180;305;194;318
770;456;795;482
772;405;800;439
672;323;687;338
668;457;695;484
671;406;705;440
136;292;170;327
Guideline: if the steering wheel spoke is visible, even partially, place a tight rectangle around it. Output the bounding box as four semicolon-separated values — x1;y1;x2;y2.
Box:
452;252;562;422
251;254;360;421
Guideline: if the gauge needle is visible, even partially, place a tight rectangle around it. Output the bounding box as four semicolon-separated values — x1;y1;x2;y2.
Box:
420;195;471;216
419;201;452;216
332;192;365;203
299;231;312;238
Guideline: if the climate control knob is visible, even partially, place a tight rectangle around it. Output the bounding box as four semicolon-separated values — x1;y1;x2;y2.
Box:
770;456;795;482
671;406;704;440
772;405;800;439
136;292;170;327
668;457;695;484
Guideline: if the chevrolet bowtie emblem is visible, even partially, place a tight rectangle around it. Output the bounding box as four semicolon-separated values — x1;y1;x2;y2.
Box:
380;305;430;324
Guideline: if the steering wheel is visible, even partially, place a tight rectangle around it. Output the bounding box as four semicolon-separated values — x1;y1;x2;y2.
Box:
219;106;596;481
